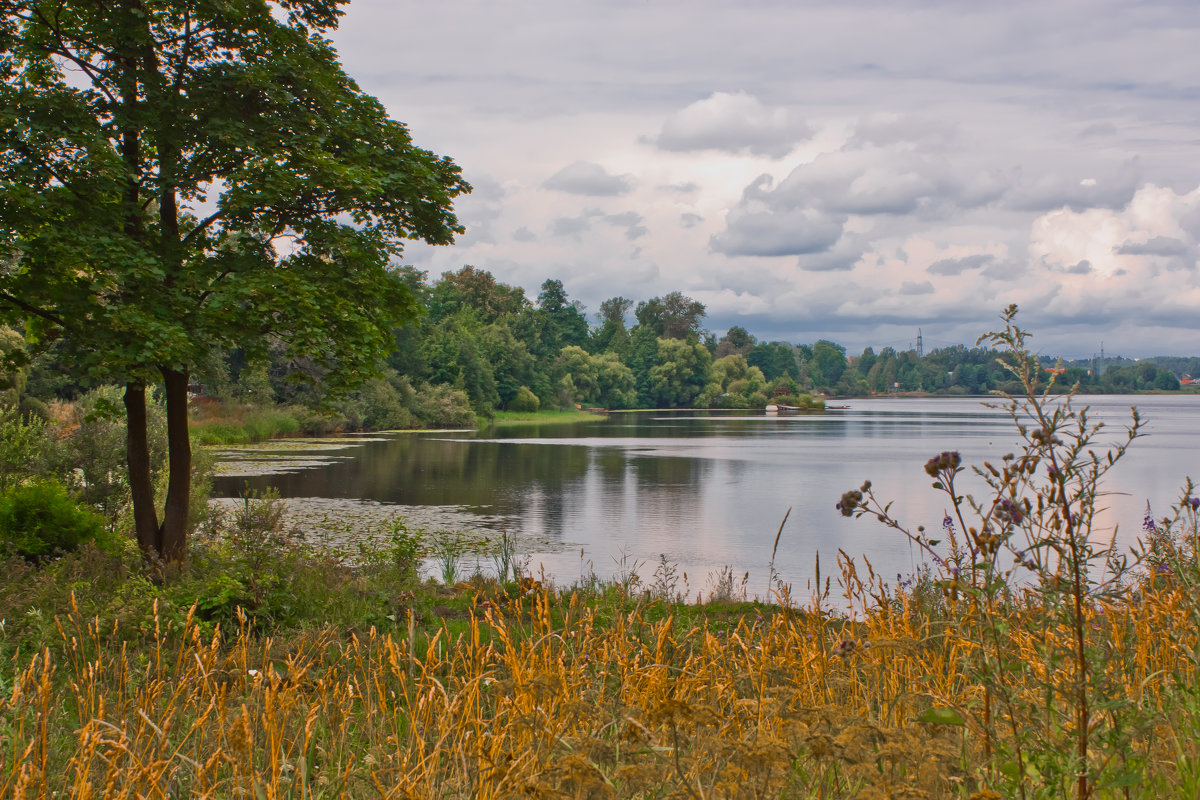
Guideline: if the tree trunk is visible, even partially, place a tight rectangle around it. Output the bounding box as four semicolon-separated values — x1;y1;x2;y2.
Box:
159;366;192;563
124;381;161;558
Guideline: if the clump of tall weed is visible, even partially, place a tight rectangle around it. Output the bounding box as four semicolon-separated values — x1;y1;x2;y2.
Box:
187;490;421;629
838;305;1157;799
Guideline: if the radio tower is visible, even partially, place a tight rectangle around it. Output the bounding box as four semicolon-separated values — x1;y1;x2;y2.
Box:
916;328;924;358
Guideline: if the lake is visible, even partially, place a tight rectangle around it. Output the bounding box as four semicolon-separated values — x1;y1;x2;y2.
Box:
213;395;1200;595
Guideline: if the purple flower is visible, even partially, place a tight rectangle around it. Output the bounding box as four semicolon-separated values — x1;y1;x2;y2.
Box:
943;514;954;530
1190;497;1200;510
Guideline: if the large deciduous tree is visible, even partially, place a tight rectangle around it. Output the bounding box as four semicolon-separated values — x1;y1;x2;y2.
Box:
0;1;469;563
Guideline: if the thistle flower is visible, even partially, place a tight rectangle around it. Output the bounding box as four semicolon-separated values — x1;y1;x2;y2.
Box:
924;451;961;477
836;490;863;517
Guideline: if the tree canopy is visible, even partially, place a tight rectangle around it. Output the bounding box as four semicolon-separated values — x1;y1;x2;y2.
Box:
0;0;469;562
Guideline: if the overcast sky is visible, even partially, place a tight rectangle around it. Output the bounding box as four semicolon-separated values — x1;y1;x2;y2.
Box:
329;0;1200;358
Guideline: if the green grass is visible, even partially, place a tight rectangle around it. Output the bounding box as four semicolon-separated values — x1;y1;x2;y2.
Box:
488;408;608;428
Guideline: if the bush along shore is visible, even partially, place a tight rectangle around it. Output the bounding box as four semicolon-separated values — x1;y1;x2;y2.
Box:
0;308;1198;798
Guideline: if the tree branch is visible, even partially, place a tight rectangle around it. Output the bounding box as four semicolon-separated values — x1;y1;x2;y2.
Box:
0;290;69;328
180;209;225;248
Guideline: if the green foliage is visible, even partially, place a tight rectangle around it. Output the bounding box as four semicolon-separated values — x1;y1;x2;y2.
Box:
416;384;476;428
0;0;468;561
509;385;541;413
699;353;768;407
428;265;528;324
647;337;712;407
188;491;424;628
340;374;417;431
634;292;707;339
191;405;306;445
0;479;110;562
0;407;48;492
808;339;848;388
55;386;167;522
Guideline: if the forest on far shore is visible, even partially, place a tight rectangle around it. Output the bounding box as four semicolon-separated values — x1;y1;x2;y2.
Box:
4;265;1194;431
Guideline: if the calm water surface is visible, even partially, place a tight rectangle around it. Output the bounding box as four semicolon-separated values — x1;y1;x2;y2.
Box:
215;396;1200;591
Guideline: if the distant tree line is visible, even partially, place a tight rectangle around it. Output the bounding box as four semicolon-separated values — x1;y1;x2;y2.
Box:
2;266;1193;429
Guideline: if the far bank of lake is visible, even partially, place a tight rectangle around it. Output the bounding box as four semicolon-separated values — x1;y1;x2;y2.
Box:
212;395;1200;593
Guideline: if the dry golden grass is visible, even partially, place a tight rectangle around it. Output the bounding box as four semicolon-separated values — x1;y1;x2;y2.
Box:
3;573;1197;800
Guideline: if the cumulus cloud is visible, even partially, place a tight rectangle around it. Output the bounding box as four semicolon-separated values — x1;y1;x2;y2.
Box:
511;226;537;242
644;91;813;158
680;212;704;229
1030;183;1200;277
542;161;635;196
709;142;1009;263
711;203;845;257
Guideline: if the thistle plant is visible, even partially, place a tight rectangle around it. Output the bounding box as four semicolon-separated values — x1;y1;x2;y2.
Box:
838;305;1147;799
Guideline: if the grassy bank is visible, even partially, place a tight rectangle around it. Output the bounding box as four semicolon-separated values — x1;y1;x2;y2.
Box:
2;517;1198;799
189;401;342;445
487;407;608;428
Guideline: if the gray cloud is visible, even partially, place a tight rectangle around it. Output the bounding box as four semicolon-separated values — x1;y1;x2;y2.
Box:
928;254;995;275
797;236;868;273
847;114;957;150
645;91;813;158
762;148;1007;218
900;280;935;295
547;208;605;239
982;259;1027;281
546;209;648;241
602;211;648;240
542;161;635;196
1065;260;1093;275
511;226;537;242
660;182;699;193
680;212;704;229
1115;235;1190;256
1004;158;1142;212
711;204;845;257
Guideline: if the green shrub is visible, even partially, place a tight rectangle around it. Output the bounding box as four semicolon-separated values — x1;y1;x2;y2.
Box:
0;409;49;492
357;377;417;430
509;385;540;412
417;384;475;428
0;479;111;562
